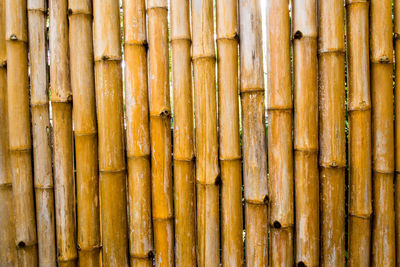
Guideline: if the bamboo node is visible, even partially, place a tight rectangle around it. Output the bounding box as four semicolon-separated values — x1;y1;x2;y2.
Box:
10;34;17;41
293;31;303;40
273;221;282;229
378;56;390;64
0;182;12;188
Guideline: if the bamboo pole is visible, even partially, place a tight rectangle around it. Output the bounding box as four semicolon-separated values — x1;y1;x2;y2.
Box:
123;0;154;266
170;0;196;266
5;0;39;265
239;0;268;266
93;0;129;265
292;0;319;266
317;0;346;266
265;0;293;265
395;1;400;266
68;0;101;266
370;0;396;265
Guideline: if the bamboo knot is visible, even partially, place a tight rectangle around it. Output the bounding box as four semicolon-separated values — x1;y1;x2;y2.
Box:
0;61;6;68
10;34;18;41
297;261;307;267
378;56;391;64
293;31;303;40
273;221;281;229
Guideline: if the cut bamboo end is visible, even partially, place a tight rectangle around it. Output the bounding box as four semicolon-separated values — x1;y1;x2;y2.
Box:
270;228;294;267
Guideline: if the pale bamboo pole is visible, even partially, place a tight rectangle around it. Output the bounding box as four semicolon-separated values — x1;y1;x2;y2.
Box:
5;0;38;265
370;0;396;265
68;0;101;266
395;1;400;266
170;0;196;266
318;1;346;266
239;0;268;266
123;0;154;266
292;0;319;266
93;0;129;265
265;0;293;265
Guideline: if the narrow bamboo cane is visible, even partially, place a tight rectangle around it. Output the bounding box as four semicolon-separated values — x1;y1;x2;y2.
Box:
317;0;346;266
93;0;129;266
370;0;396;265
292;0;319;266
170;0;196;266
239;0;269;266
265;0;293;265
68;1;101;266
395;1;400;266
5;0;38;265
123;0;154;266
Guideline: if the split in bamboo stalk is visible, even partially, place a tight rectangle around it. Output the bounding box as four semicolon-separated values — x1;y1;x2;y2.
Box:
170;0;196;266
265;0;293;265
239;0;269;266
370;0;396;265
68;0;100;266
5;0;38;265
93;0;129;265
123;0;154;266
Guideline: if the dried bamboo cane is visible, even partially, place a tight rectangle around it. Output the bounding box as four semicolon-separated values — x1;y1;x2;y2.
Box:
93;0;129;266
123;0;154;266
317;0;346;266
265;0;293;265
292;0;319;266
395;1;400;266
68;0;100;266
5;0;39;265
239;0;269;266
170;0;196;266
370;0;396;265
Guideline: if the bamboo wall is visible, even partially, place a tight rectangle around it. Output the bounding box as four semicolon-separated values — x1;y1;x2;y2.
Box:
2;0;400;266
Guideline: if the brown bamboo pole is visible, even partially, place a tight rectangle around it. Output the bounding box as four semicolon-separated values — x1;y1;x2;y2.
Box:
265;0;293;265
93;0;129;266
239;0;268;266
5;0;39;265
68;0;101;266
370;0;396;265
395;1;400;266
123;0;154;266
292;0;319;266
170;0;196;266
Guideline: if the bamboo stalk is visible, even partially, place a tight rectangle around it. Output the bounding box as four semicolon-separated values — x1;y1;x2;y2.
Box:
170;0;196;266
395;1;400;266
265;0;293;265
93;0;129;265
5;0;39;265
123;0;154;266
239;0;269;266
370;0;396;265
68;0;101;266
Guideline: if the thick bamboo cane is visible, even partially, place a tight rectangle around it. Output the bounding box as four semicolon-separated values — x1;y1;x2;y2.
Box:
5;0;39;265
68;0;101;266
292;0;319;266
170;0;196;266
93;0;129;266
370;0;396;265
123;0;154;266
239;0;269;266
395;1;400;266
265;0;293;265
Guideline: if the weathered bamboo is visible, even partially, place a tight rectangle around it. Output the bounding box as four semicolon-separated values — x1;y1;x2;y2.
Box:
395;1;400;266
5;0;38;265
123;0;154;266
239;0;269;266
292;0;319;266
265;0;293;265
370;0;396;265
93;0;129;265
170;0;196;266
68;0;100;266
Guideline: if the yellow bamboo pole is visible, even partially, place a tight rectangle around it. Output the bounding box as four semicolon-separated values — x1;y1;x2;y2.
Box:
370;0;396;265
68;0;100;266
395;1;400;266
5;0;38;265
170;0;196;266
123;0;154;266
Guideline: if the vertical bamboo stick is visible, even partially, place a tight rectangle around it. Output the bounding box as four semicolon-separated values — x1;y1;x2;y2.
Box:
292;0;319;266
5;0;39;265
318;0;346;266
68;0;101;266
170;0;196;266
265;0;293;265
395;1;400;266
123;0;154;266
239;0;269;266
93;0;129;266
370;0;396;265
216;0;243;266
